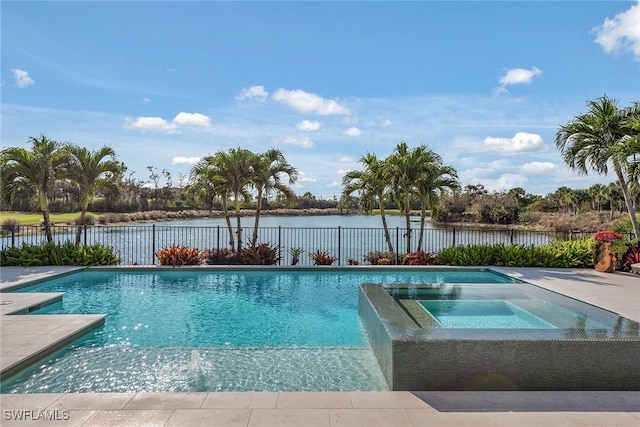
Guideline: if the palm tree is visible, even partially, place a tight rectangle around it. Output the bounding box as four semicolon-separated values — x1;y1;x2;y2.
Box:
587;183;607;212
0;135;68;242
556;95;640;237
249;149;298;246
189;154;236;249
384;142;433;253
414;162;459;251
64;144;125;244
603;183;624;220
191;148;255;252
342;153;394;253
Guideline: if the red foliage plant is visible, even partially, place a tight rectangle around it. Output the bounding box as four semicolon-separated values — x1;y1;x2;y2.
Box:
592;230;623;243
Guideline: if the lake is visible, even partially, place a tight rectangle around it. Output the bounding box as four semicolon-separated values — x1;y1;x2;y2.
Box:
2;215;557;265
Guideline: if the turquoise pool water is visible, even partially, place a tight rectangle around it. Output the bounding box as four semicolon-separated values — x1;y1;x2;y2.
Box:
419;300;556;329
2;268;516;393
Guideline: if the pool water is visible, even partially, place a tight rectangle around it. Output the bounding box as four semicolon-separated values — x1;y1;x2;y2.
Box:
419;300;556;329
389;285;613;330
2;268;515;393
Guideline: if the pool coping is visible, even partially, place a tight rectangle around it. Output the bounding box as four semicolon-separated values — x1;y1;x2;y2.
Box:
0;266;639;425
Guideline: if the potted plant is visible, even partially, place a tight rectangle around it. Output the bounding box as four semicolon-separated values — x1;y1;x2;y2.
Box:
309;250;337;266
592;230;623;273
289;247;304;266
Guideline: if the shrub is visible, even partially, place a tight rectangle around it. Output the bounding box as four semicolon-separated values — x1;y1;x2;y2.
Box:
401;251;437;265
618;240;640;272
0;242;119;266
364;250;397;265
205;248;243;265
309;250;337;265
155;245;204;266
288;247;304;265
436;241;594;268
1;218;19;236
74;214;96;225
242;243;280;265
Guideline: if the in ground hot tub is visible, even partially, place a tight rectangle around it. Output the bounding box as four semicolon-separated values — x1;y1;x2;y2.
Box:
359;281;640;391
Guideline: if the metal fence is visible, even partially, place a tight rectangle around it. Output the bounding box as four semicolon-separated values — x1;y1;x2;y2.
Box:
1;224;597;266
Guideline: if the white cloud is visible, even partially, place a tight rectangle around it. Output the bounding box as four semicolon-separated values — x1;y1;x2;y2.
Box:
272;88;351;115
172;112;211;127
488;159;512;170
479;132;546;155
124;116;178;133
297;120;320;131
520;161;558;175
493;67;542;96
499;67;543;86
593;1;640;61
343;127;361;137
337;156;355;163
172;156;201;166
143;97;151;104
280;136;314;148
236;85;268;102
342;115;359;125
125;112;211;133
296;172;317;183
381;118;393;127
11;68;35;88
468;174;529;192
337;169;352;175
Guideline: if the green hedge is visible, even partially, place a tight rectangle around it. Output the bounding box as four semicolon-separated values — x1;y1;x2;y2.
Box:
0;242;120;266
436;240;594;268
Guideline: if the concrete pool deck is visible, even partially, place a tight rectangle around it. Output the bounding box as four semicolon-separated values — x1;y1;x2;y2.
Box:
0;266;638;426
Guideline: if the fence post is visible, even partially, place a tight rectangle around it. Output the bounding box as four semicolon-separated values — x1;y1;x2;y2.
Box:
84;224;88;246
452;228;456;247
510;229;514;245
152;224;156;265
11;224;16;247
337;226;341;266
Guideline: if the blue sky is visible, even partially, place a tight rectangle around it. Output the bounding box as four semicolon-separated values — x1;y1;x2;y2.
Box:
2;1;639;199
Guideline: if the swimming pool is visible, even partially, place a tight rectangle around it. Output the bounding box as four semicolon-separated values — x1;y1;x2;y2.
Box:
1;267;516;393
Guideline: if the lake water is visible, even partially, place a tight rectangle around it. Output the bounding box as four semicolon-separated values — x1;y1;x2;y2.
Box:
2;215;556;265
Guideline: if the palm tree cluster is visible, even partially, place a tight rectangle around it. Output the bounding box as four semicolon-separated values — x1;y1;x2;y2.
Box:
556;95;640;238
342;142;459;254
186;147;298;251
1;135;125;242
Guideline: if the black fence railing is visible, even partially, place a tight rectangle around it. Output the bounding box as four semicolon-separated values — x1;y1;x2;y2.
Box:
0;224;606;266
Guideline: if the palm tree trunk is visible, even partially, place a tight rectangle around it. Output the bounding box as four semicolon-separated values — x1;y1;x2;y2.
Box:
417;203;426;252
41;209;53;243
378;203;394;253
38;193;53;243
221;198;234;249
404;194;411;253
252;189;263;246
75;208;87;245
234;198;242;253
615;167;640;238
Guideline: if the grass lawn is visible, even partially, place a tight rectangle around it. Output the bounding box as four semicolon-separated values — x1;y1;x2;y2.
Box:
0;211;101;226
